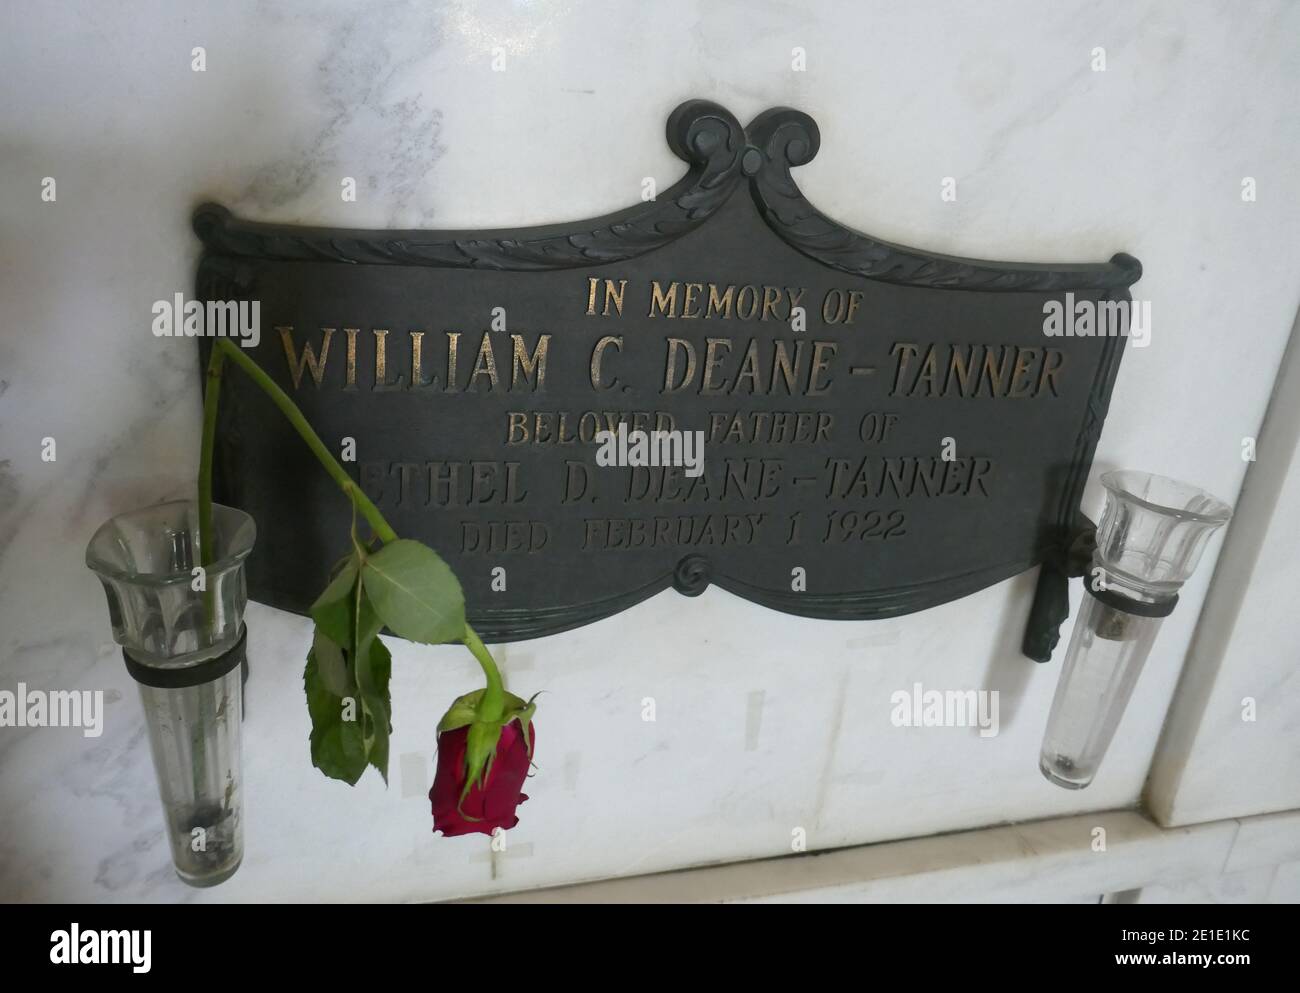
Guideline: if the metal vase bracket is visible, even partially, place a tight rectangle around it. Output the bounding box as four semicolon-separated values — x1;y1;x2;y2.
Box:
1036;471;1231;789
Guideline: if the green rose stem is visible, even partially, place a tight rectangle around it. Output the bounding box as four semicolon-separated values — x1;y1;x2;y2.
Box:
188;344;230;827
198;345;226;574
197;344;226;632
461;626;505;723
197;337;505;721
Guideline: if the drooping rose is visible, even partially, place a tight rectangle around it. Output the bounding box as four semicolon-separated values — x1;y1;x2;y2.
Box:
430;714;534;837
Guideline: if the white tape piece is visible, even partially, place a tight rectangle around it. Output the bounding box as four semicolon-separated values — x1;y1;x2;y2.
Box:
745;690;766;751
563;751;581;791
845;629;901;650
470;842;535;863
399;752;429;799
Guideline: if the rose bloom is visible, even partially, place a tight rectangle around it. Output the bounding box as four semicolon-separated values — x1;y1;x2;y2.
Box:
429;718;534;837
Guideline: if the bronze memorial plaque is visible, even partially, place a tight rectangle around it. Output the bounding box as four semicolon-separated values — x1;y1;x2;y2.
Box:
196;100;1140;646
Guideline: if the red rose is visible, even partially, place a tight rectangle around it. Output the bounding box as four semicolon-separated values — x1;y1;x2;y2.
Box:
430;717;534;837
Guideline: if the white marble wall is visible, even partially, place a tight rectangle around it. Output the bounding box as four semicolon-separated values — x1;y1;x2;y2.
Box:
1;1;1297;902
1147;312;1300;826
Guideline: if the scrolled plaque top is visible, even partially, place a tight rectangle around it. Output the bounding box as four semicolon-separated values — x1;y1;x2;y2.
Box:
197;99;1140;642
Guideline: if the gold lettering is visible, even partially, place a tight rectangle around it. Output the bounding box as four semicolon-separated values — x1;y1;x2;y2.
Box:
344;328;359;390
511;333;550;390
890;342;919;396
943;344;974;397
445;332;460;393
506;412;528;444
427;461;459;506
601;279;626;316
410;331;437;389
278;326;333;389
787;287;806;318
735;285;759;320
1008;346;1039;398
701;337;733;394
1039;349;1065;396
373;329;405;391
663;338;696;392
648;280;679;318
845;291;863;324
808;341;837;395
469;332;498;390
914;345;938;396
681;282;704;318
978;346;1012;397
705;283;734;319
732;339;762;394
591;335;623;390
771;340;803;394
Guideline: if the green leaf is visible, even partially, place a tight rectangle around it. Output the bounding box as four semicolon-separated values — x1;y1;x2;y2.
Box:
360;539;466;645
351;582;384;660
303;581;398;787
310;554;359;646
304;649;367;785
357;633;392;784
312;629;351;697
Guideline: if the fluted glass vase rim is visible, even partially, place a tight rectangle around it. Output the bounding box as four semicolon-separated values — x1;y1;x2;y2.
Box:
1100;470;1231;526
85;499;256;586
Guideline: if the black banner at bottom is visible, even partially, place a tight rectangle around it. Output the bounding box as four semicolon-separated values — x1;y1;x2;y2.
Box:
0;903;1278;980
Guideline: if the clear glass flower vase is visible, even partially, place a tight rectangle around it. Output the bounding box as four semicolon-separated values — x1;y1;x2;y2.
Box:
1039;471;1230;789
86;500;256;886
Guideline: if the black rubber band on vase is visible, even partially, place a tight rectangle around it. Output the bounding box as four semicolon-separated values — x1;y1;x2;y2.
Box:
123;625;247;688
1085;584;1178;618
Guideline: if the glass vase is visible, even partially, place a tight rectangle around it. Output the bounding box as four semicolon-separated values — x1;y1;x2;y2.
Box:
1039;471;1231;789
86;500;256;886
